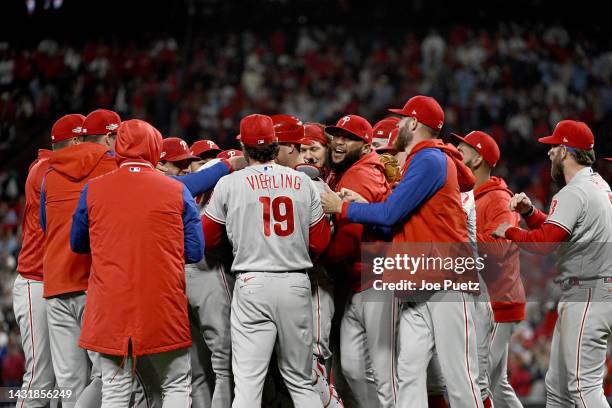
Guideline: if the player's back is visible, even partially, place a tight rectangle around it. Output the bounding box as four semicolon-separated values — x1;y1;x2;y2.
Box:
553;169;612;281
209;163;319;272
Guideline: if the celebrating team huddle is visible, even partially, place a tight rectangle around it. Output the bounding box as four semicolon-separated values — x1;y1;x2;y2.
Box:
12;95;612;407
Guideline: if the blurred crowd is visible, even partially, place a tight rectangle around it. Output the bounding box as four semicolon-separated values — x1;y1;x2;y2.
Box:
1;22;612;400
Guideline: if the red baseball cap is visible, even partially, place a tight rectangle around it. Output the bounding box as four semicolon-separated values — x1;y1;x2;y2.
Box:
191;140;222;157
388;96;444;131
160;137;199;162
81;109;121;136
270;114;305;144
451;130;500;167
298;123;329;146
51;114;86;143
372;117;400;141
238;114;276;146
538;120;595;150
325;115;373;143
375;128;399;154
217;149;243;159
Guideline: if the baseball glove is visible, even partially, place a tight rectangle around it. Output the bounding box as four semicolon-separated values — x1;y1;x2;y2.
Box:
379;153;402;184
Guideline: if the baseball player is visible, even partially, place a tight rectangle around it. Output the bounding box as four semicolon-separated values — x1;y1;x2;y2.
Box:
158;137;200;175
190;140;223;172
70;119;204;407
455;131;525;408
371;117;400;150
322;114;397;408
494;120;612;407
12;115;84;407
321;96;483;408
202;114;331;408
299;123;330;170
271;115;341;406
41;109;121;408
217;149;243;160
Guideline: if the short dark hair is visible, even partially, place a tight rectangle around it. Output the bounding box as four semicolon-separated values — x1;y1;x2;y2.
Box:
243;142;279;163
570;147;596;166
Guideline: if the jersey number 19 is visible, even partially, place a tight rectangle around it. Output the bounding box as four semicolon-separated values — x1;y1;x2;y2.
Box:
259;196;295;237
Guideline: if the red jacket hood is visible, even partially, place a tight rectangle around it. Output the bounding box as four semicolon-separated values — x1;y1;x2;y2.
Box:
407;139;475;192
474;176;513;200
115;119;162;167
48;143;112;182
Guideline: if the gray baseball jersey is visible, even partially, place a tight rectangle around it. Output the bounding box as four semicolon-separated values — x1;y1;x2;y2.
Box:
544;168;612;282
205;164;324;272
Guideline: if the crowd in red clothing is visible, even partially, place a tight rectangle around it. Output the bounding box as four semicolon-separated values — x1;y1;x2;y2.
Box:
1;22;612;401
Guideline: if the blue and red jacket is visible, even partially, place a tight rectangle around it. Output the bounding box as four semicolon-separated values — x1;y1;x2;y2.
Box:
341;140;475;285
70;120;204;357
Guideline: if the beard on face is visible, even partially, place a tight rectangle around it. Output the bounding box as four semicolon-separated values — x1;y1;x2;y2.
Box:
328;146;363;174
394;125;413;151
551;153;565;183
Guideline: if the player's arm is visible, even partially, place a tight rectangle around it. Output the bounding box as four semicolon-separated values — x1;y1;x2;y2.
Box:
501;188;580;254
309;216;331;255
182;185;205;263
202;214;226;249
343;149;446;227
70;183;91;254
170;159;233;197
308;178;331;254
202;181;227;249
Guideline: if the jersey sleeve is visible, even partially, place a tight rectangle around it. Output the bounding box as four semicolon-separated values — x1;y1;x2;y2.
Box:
182;184;205;264
544;186;584;235
204;179;227;225
308;177;325;226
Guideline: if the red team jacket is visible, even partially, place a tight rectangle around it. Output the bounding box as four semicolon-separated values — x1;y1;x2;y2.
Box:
325;152;391;292
41;143;117;298
16;149;52;281
474;177;526;322
70;120;204;357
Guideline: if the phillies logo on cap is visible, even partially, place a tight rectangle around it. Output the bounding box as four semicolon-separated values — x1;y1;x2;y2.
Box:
72;126;82;134
160;151;166;159
207;141;215;148
437;121;443;129
180;140;188;150
227;150;236;157
106;123;119;131
339;116;351;126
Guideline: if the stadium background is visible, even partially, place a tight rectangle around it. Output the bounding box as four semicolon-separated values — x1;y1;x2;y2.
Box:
1;0;612;405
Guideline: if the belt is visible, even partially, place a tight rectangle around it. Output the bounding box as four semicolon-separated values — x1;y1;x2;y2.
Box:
560;277;612;290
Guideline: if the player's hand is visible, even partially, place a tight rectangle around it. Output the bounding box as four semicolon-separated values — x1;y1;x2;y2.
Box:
320;184;344;214
492;222;512;239
227;156;248;171
156;162;169;173
339;188;368;203
509;192;533;215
